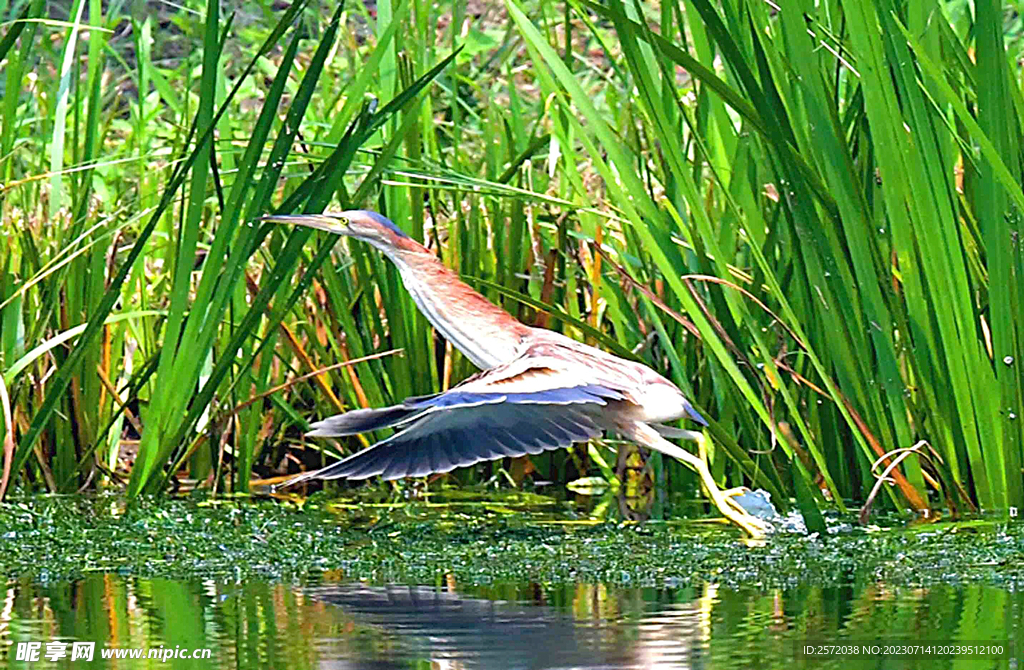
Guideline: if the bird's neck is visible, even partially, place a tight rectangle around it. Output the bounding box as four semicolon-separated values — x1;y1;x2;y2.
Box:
382;245;532;369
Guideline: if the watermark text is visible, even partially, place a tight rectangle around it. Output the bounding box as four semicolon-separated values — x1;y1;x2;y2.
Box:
13;641;212;663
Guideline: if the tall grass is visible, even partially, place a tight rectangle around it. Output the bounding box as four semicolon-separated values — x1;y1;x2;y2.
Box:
503;0;1023;519
0;0;1020;523
0;0;460;497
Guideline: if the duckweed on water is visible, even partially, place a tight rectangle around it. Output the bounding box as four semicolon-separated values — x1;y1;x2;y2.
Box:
2;494;1024;589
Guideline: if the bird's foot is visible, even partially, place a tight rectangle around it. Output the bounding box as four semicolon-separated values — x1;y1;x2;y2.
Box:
691;443;769;540
620;423;770;540
702;482;769;540
719;486;755;515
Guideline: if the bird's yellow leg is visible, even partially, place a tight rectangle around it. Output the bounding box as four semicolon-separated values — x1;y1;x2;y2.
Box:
694;434;760;520
625;423;768;539
683;434;768;539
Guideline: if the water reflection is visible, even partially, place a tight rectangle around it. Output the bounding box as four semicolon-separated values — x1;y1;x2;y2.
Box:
0;575;1019;669
306;584;707;668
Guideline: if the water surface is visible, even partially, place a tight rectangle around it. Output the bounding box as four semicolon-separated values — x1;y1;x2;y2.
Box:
1;574;1018;669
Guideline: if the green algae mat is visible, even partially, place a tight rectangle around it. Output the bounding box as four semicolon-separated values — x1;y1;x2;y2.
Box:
2;494;1024;589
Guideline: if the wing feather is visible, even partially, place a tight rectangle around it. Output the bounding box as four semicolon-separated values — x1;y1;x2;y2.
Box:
345;448;393;480
404;443;429;478
530;420;570;453
444;430;482;465
288;336;699;485
304;386;621;439
472;427;522;459
307;405;419;437
302;402;606;482
425;440;447;476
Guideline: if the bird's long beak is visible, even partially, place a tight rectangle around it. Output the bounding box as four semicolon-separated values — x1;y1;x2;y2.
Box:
260;213;347;235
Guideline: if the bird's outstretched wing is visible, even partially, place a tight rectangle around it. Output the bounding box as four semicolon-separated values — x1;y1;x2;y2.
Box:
288;353;627;483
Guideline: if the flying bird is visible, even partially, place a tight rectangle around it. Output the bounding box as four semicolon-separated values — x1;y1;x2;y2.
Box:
265;210;766;538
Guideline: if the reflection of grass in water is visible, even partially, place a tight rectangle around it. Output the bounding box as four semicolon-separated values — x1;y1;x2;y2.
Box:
2;494;1024;590
12;574;1015;670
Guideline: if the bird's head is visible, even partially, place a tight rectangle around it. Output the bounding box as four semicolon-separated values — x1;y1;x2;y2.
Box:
262;210;422;253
